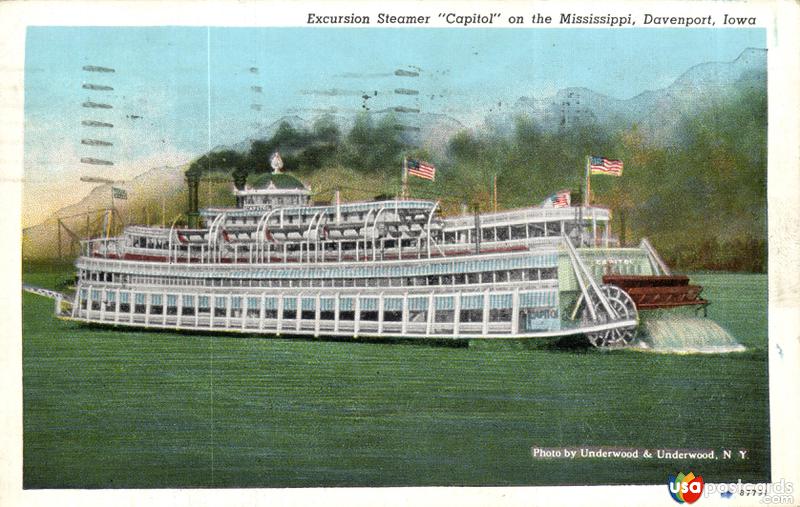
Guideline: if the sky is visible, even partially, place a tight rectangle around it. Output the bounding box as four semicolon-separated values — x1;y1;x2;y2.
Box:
23;26;765;227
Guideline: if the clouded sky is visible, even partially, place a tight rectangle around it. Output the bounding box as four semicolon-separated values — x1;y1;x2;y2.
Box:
23;26;764;226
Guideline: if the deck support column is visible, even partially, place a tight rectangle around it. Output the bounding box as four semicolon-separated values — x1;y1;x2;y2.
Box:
195;296;200;328
295;296;301;333
482;289;490;336
277;295;284;334
314;294;321;337
162;291;167;326
334;293;340;333
114;288;121;323
354;296;361;336
401;292;408;336
377;293;385;334
453;293;461;336
177;295;183;328
225;294;231;329
209;295;216;329
426;292;434;336
259;293;266;331
128;291;133;324
511;287;520;335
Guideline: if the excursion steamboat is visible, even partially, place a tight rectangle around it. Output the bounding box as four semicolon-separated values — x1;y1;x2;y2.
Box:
63;169;707;348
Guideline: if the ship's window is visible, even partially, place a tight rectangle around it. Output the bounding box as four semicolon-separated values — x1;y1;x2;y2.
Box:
489;309;512;322
509;270;523;282
281;306;297;320
166;295;178;315
497;227;509;241
384;309;402;321
480;272;494;284
435;310;454;323
529;224;545;237
511;225;527;239
441;275;453;285
360;311;379;321
482;228;494;241
460;309;483;322
467;273;480;284
360;298;378;311
183;295;195;307
541;267;557;279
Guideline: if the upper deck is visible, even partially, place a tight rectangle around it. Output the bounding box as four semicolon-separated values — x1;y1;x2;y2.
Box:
80;196;614;268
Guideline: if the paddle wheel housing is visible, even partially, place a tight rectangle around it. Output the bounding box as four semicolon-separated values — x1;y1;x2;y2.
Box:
601;275;708;312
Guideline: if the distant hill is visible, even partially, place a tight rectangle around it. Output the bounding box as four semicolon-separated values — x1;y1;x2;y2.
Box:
487;48;767;146
22;166;188;260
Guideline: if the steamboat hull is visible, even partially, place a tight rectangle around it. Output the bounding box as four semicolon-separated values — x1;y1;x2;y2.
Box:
67;244;655;342
64;188;700;347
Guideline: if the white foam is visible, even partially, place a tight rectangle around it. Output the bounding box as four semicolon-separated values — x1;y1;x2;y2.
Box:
637;314;746;354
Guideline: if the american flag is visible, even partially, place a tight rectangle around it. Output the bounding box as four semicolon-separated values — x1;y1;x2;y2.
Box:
553;190;570;208
407;158;436;181
590;156;623;176
542;189;571;208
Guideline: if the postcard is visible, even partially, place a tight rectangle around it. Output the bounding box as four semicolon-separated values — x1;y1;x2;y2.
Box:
2;1;798;506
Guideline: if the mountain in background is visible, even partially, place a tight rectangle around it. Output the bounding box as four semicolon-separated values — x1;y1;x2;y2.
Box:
486;47;766;145
23;166;187;260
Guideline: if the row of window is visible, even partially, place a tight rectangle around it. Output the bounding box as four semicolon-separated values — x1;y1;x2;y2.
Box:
84;267;559;289
80;289;560;325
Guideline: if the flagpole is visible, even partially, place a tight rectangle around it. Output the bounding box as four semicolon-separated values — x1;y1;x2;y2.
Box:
401;157;408;200
585;156;591;207
111;192;115;236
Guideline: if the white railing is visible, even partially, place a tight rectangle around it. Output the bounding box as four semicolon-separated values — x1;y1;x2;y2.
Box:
443;206;610;229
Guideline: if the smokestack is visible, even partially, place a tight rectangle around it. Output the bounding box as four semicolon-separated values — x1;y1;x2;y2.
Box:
186;172;200;228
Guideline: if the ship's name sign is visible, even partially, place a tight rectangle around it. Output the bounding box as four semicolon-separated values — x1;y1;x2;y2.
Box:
594;258;635;266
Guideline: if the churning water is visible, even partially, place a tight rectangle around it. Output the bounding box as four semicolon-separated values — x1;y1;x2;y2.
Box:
637;313;746;354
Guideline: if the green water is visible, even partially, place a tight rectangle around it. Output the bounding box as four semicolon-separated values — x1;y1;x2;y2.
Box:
22;266;769;488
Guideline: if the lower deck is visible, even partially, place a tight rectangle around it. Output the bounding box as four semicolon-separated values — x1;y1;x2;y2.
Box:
69;284;635;340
